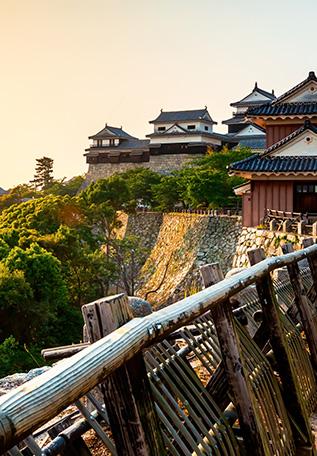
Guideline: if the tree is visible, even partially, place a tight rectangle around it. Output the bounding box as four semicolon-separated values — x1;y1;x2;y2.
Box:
112;236;149;296
30;156;54;190
152;175;182;211
121;168;162;208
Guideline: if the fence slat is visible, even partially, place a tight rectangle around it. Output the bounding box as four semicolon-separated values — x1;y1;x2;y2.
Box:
200;263;266;455
282;243;317;372
248;248;315;449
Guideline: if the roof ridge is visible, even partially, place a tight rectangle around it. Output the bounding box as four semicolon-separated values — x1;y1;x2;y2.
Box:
272;71;317;104
262;121;317;156
231;85;276;106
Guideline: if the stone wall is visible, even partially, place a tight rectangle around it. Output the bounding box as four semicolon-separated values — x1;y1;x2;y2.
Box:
136;213;242;308
233;227;310;268
86;153;202;182
117;211;163;253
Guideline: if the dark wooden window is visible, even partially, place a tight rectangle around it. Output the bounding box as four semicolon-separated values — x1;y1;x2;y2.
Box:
158;126;166;132
296;184;317;193
187;125;196;130
294;181;317;213
204;126;209;131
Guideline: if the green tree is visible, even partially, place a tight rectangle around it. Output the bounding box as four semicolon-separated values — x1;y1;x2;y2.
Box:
152;175;182;211
45;175;85;197
121;168;162;208
30;156;54;190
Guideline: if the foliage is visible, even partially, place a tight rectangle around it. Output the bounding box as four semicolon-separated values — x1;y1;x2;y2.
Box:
112;236;149;296
30;156;54;190
119;168;162;208
44;175;85;196
152;175;183;211
0;146;252;375
0;184;39;213
0;337;43;378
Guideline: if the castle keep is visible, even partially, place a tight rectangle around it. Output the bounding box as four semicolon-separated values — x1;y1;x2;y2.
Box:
85;108;237;182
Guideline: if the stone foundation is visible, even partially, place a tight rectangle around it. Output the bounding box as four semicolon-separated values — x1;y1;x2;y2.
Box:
233;227;312;268
86;153;203;182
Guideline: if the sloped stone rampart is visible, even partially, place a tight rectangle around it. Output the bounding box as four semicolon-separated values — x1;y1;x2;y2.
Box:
136;213;242;308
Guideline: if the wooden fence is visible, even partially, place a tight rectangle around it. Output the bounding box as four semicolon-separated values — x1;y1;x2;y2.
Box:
263;208;317;235
2;241;317;454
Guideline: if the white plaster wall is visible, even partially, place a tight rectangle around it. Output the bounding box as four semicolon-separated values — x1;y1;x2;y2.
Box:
283;82;317;102
235;125;265;137
154;120;213;134
150;134;221;145
272;131;317;156
239;91;273;104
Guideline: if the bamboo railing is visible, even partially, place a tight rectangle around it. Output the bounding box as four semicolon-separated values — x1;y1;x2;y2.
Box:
2;242;317;454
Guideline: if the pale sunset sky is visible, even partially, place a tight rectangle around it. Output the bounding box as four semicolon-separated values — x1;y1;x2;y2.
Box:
1;0;316;188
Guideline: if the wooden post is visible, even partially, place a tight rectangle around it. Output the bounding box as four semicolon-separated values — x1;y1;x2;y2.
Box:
248;248;314;449
82;294;165;456
303;238;317;304
313;222;317;238
298;221;305;235
200;263;266;456
281;243;317;372
283;220;292;232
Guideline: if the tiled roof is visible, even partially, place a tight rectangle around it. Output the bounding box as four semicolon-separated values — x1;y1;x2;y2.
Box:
229;155;317;174
149;108;216;124
273;71;317;104
231;83;276;107
234;137;266;150
222;114;247;125
89;125;134;140
229;121;317;173
248;101;317;117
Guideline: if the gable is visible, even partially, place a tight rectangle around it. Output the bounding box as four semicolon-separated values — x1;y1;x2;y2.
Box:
235;124;265;137
202;112;212;122
163;124;188;134
280;81;317;103
238;90;273;104
269;130;317;157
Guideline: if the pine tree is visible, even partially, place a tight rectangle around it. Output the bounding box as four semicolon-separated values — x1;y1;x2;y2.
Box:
30;157;54;190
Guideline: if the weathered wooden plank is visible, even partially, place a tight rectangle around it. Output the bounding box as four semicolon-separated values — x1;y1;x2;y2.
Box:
248;248;315;449
82;294;165;456
42;343;90;361
282;243;317;372
2;245;317;452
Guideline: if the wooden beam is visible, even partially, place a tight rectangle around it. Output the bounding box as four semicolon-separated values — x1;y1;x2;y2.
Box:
82;294;165;456
248;248;314;449
2;245;317;452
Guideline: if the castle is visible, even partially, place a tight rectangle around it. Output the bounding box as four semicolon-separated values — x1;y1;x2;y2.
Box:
230;71;317;226
85;84;275;182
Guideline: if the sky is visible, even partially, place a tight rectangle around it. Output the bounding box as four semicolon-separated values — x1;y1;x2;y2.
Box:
1;0;317;189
